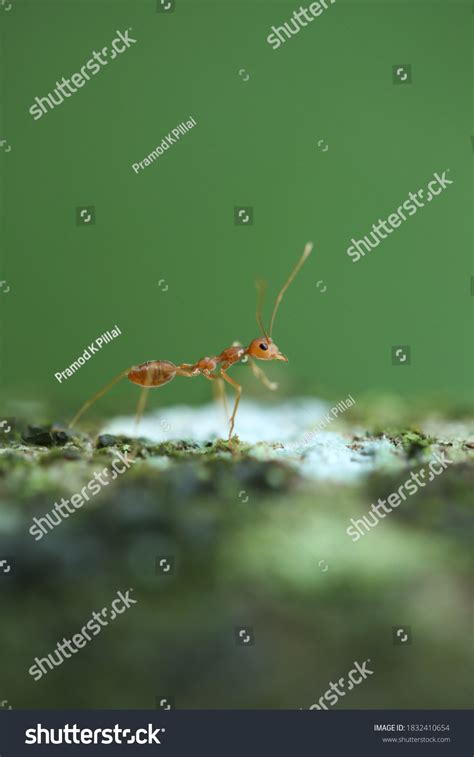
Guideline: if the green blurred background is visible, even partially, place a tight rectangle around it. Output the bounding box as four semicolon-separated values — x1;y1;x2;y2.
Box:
0;0;472;419
0;0;473;714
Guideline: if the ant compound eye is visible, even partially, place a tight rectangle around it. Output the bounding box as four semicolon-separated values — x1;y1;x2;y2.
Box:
259;343;268;351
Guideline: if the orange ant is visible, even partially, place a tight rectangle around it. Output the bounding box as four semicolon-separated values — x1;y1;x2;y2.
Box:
70;242;313;440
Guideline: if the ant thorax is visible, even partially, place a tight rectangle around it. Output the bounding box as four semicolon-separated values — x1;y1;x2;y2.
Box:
215;343;245;369
195;357;217;372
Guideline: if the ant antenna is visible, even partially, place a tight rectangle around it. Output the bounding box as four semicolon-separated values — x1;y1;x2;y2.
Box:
255;279;269;339
269;242;313;337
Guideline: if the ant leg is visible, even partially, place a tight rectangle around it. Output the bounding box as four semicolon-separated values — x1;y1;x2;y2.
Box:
204;374;229;426
213;377;229;421
130;365;156;457
220;371;242;441
128;386;151;459
69;368;130;428
249;358;278;391
134;386;151;438
133;363;156;439
216;378;229;420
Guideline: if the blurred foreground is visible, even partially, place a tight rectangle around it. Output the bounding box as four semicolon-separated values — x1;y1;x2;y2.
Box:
0;399;472;709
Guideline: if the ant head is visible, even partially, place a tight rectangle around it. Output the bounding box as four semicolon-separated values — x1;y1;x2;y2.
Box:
247;337;288;362
251;242;313;361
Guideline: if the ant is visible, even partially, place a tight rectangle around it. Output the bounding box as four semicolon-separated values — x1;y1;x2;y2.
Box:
70;242;313;440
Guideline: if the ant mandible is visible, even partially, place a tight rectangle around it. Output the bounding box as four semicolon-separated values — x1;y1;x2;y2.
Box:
70;242;313;440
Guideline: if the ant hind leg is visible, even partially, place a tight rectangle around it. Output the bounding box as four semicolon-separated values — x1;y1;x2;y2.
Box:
135;365;154;437
69;368;130;429
131;364;155;456
134;386;151;438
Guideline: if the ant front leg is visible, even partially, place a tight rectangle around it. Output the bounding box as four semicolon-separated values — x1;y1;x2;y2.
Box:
220;371;242;441
249;358;278;391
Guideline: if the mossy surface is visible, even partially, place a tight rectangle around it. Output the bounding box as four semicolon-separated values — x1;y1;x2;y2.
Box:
0;413;472;710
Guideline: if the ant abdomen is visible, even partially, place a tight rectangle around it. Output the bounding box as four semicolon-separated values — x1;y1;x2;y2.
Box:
127;360;177;387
